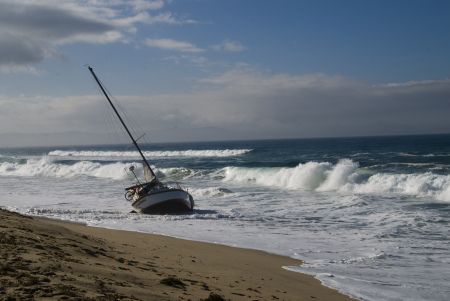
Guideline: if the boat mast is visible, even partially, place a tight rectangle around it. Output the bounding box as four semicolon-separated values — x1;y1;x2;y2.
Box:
88;66;157;180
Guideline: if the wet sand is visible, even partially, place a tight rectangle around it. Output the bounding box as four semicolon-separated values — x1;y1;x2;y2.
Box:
0;208;357;300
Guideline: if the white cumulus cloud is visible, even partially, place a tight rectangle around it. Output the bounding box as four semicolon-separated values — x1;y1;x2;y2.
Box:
144;38;204;52
211;39;246;52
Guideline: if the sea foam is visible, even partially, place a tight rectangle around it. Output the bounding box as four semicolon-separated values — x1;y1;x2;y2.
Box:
223;159;450;202
0;156;135;180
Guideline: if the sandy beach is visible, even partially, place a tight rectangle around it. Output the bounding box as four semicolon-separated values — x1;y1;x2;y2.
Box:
0;209;356;300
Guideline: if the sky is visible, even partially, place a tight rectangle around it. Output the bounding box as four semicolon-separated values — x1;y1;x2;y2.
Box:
1;0;450;147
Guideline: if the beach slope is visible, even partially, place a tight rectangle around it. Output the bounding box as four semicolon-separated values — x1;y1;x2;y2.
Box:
0;209;356;300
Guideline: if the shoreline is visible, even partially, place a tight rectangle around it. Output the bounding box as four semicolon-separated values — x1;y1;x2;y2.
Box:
0;209;357;300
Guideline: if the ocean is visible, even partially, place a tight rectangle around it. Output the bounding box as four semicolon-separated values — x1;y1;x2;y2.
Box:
1;134;449;301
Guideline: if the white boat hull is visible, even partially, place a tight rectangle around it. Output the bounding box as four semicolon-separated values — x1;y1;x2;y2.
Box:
131;187;194;214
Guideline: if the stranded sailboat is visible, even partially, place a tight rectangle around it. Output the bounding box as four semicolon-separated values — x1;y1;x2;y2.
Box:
88;66;194;214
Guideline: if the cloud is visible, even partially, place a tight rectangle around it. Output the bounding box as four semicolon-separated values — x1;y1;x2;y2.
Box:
0;32;60;73
1;68;449;141
0;94;99;134
126;70;450;138
211;40;246;52
0;0;188;73
129;0;164;12
144;38;204;52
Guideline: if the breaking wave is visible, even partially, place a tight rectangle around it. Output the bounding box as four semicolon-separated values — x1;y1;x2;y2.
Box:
48;149;252;158
0;157;199;182
223;159;450;202
3;156;449;202
0;156;134;180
